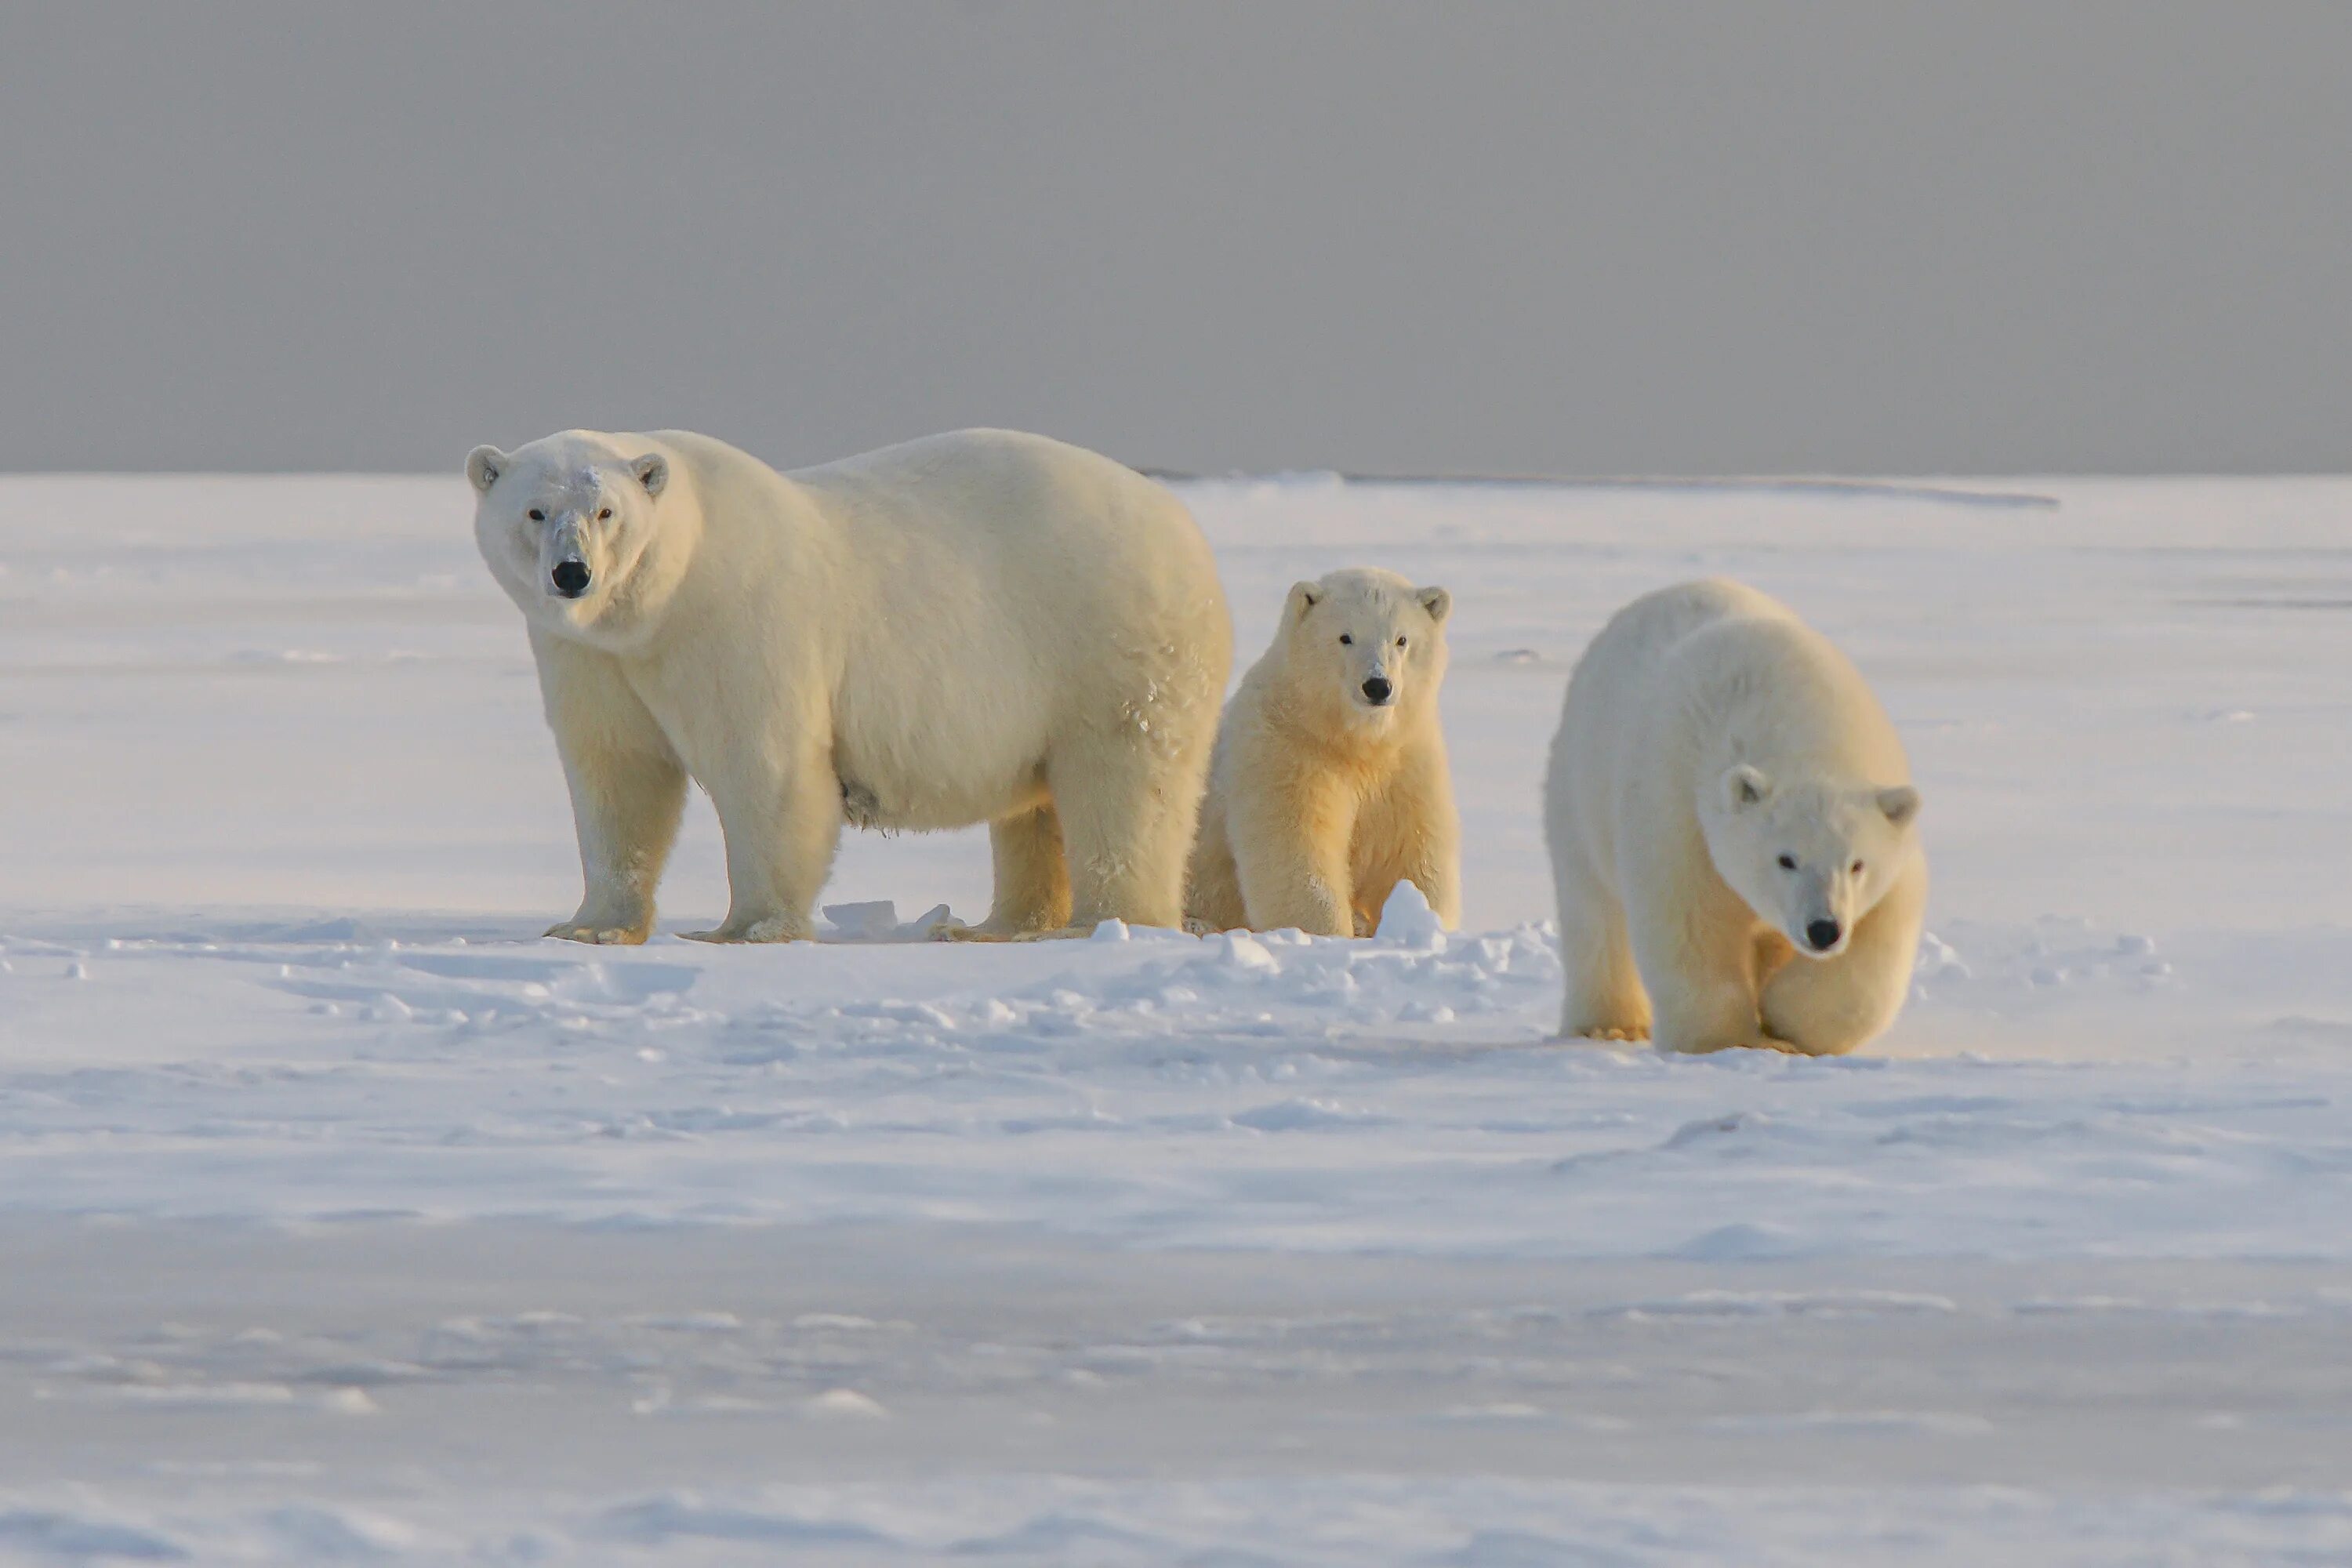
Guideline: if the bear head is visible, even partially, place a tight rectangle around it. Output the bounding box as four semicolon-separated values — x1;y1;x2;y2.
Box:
1697;764;1922;958
1279;568;1451;735
466;432;693;649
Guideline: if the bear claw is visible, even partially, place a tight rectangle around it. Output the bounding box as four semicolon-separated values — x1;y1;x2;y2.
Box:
679;917;810;944
931;921;1085;943
544;922;647;946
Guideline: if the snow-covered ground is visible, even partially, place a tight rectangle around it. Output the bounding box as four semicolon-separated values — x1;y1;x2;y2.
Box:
3;471;2350;1563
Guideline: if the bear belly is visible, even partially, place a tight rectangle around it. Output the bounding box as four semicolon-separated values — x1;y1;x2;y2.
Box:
833;760;1051;835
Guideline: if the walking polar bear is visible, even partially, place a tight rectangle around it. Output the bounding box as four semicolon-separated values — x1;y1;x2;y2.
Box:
467;427;1231;944
1186;568;1460;936
1544;579;1925;1055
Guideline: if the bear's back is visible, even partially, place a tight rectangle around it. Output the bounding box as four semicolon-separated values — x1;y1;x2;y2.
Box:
1558;579;1788;763
1657;590;1907;786
1549;578;1903;851
789;429;1170;539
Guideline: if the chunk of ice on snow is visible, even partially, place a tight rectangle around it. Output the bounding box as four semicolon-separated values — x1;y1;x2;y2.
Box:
1218;932;1279;973
821;901;898;938
1377;880;1445;949
1091;918;1131;942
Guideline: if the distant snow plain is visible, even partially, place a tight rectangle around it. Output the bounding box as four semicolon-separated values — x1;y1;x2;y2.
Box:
2;471;2350;1563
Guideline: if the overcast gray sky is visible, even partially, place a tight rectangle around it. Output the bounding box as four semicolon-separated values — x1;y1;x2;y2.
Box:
2;2;2347;475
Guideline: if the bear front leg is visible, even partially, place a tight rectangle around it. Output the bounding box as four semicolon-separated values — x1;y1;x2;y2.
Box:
1353;740;1463;933
1760;859;1927;1056
1227;768;1358;937
533;634;688;945
1552;850;1650;1042
1625;879;1792;1054
684;754;842;943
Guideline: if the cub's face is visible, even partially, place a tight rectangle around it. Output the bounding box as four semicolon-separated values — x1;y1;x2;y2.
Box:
1697;765;1922;958
1283;569;1452;732
466;436;672;644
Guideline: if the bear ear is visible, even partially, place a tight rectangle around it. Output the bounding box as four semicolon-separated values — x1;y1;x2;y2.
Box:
1286;580;1322;622
1417;586;1451;624
1722;764;1772;811
1877;785;1922;828
631;452;669;497
466;445;506;495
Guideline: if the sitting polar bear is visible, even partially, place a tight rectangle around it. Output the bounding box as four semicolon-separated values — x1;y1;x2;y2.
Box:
1185;568;1459;936
1543;579;1924;1054
467;427;1232;943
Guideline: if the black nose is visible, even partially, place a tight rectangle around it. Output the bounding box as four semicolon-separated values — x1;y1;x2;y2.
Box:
1806;919;1842;952
1362;676;1393;705
550;560;590;598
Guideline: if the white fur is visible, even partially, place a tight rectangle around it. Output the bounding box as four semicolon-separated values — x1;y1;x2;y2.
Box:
1186;568;1460;936
469;428;1232;943
1542;579;1926;1054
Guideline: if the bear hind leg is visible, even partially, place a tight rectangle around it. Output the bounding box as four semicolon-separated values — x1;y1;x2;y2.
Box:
1049;738;1200;931
971;802;1073;936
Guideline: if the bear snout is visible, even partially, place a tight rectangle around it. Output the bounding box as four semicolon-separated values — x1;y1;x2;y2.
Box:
1360;675;1394;706
550;560;591;598
1805;917;1842;953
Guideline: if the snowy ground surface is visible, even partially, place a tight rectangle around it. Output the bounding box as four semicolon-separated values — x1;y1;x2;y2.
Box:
3;471;2351;1563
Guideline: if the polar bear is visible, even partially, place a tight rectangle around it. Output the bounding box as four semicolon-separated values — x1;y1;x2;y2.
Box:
1185;568;1459;936
467;427;1232;944
1542;579;1924;1055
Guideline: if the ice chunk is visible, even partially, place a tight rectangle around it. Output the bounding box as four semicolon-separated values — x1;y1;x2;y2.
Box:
1218;932;1279;973
1377;880;1445;949
821;901;898;938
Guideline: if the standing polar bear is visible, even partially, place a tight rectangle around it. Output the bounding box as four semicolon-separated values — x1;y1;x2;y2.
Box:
1544;579;1925;1055
1186;568;1460;936
468;427;1232;944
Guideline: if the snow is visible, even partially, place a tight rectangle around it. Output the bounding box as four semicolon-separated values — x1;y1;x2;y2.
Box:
3;470;2351;1562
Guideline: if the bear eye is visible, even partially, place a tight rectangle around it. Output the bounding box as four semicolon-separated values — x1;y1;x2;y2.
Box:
1776;854;1796;871
527;508;545;521
1338;634;1352;645
597;507;613;521
1396;636;1408;648
1850;859;1865;876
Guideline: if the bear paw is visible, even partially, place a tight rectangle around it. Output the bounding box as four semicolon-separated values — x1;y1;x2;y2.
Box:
932;921;1063;943
544;920;650;946
680;915;811;944
1656;1033;1802;1056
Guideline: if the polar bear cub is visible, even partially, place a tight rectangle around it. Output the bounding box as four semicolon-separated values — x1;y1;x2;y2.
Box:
468;427;1231;944
1186;568;1460;936
1543;579;1924;1054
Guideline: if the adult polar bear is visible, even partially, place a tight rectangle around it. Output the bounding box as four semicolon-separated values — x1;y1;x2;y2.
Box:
1544;579;1925;1055
467;428;1232;944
